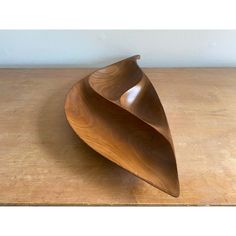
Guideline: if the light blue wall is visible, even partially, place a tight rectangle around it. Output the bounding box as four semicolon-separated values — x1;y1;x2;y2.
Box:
0;30;236;67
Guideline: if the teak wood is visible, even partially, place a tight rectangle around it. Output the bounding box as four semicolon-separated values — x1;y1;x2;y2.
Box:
0;67;236;205
65;56;179;197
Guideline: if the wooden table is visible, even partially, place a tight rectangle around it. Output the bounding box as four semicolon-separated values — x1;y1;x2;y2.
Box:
0;68;235;205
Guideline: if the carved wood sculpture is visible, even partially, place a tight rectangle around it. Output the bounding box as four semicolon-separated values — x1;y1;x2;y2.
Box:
65;55;180;197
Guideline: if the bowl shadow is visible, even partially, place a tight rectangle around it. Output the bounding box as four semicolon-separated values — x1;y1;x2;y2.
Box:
36;81;141;204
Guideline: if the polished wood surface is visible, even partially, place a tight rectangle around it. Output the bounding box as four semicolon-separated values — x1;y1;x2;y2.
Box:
0;67;236;205
65;56;179;197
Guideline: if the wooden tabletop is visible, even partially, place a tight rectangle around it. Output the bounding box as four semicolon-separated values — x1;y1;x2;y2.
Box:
0;68;235;205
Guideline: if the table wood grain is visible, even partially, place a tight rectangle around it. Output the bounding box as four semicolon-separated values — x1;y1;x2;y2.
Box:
0;68;235;205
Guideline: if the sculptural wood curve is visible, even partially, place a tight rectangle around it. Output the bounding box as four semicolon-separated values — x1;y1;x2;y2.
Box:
65;55;180;197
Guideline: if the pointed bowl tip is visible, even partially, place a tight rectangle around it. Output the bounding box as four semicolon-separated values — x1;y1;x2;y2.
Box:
170;181;180;198
125;55;140;62
132;55;141;60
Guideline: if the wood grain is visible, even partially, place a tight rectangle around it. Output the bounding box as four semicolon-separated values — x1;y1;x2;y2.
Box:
65;56;179;197
0;67;235;205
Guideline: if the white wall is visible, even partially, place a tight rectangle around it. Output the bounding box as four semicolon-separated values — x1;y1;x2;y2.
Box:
0;30;236;67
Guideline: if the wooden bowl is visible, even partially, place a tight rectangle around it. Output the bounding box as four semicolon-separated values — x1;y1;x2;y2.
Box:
65;55;180;197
